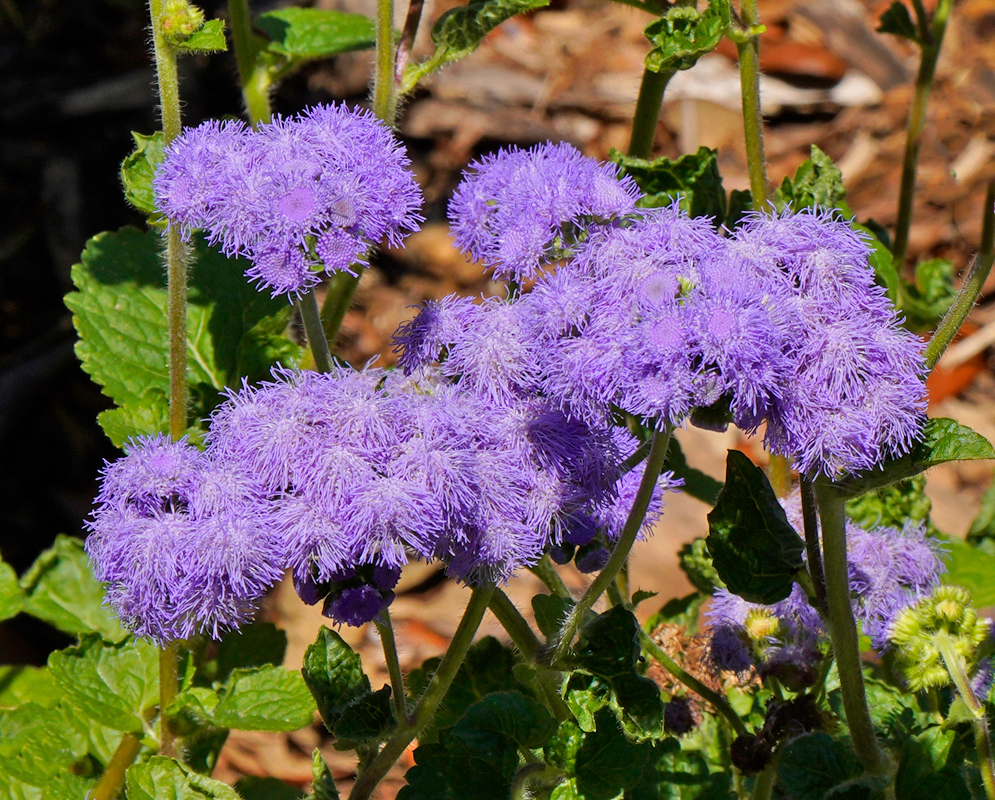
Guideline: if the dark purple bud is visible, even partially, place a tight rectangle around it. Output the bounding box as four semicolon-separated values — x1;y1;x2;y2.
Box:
663;697;697;736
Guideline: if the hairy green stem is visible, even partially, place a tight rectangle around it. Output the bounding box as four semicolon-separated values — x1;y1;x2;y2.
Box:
374;610;408;724
227;0;271;125
627;68;675;159
936;634;995;800
800;479;828;617
92;732;143;800
638;628;748;736
552;427;672;663
349;585;495;800
299;289;334;373
158;640;180;758
816;484;889;778
925;254;995;372
489;589;571;720
510;763;564;800
891;0;952;269
529;555;571;600
751;758;778;800
736;0;769;209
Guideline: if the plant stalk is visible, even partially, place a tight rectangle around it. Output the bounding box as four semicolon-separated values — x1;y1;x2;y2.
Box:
91;732;143;800
815;483;888;777
936;634;995;800
800;478;828;617
227;0;272;126
751;757;778;800
552;427;672;663
298;289;334;374
349;584;495;800
374;610;408;724
891;0;952;269
529;555;571;600
149;0;187;760
639;628;748;737
735;0;769;210
627;67;675;160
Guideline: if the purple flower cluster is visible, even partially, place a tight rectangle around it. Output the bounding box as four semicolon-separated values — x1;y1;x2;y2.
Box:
154;104;422;298
85;435;283;643
448;143;641;281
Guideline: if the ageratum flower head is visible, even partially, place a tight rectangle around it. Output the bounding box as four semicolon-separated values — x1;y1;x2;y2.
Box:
448;142;641;281
85;435;284;643
155;103;423;298
732;209;926;477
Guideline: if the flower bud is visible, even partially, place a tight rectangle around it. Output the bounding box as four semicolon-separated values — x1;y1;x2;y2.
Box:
160;0;205;44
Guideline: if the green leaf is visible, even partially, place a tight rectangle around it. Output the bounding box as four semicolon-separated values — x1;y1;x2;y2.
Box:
726;189;753;230
0;702;88;787
213;622;288;684
777;733;862;800
968;476;995;546
643;592;707;635
611;147;726;222
0;558;24;623
773;145;846;212
643;1;731;73
407;636;530;744
564;673;610;733
831;418;995;498
404;0;549;90
533;594;575;639
0;666;60;709
65;228;300;442
899;258;957;333
19;534;125;641
310;748;339;800
855;223;899;304
937;535;995;607
706;451;804;603
677;538;725;596
235;777;302;800
167;689;230;775
629;738;730;800
664;437;723;507
877;2;921;44
120;132;165;215
573;606;665;739
574;709;654;800
172;18;228;53
545;719;585;773
895;727;969;800
214;666;315;732
126;756;241;800
257;7;375;60
302;627;394;743
49;633;159;732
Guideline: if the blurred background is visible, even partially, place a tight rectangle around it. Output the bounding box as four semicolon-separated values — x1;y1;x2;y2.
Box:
2;0;995;792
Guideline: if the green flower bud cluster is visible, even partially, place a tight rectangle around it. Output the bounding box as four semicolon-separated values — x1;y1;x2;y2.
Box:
846;476;933;533
160;0;205;44
890;585;991;692
678;537;725;595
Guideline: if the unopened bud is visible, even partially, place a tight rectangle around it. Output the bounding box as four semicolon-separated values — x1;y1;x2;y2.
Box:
161;0;205;44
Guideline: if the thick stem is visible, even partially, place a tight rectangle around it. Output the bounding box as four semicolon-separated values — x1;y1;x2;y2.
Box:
158;640;180;758
374;610;408;724
627;68;675;160
639;628;748;737
552;427;672;663
349;585;495;800
736;0;769;208
91;732;143;800
298;289;334;374
227;0;272;126
816;484;888;777
373;0;397;126
318;269;362;353
924;182;995;370
935;635;995;800
751;758;778;800
529;555;571;600
800;479;828;617
891;0;952;269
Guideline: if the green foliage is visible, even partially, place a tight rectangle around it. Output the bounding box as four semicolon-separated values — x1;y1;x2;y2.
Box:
19;534;125;641
967;476;995;554
65;227;300;446
407;636;533;744
643;1;730;73
400;691;556;800
172;18;228;53
677;538;724;596
773;145;846;212
0;558;23;623
777;733;866;800
855;222;900;303
937;535;995;607
846;476;933;532
877;2;922;44
829;418;995;498
0;701;89;789
574;709;655;800
302;627;395;745
610;147;726;222
899;258;957;333
0;666;60;709
643;592;707;636
49;633;159;732
121;131;165;215
629;738;731;800
213;666;315;732
533;594;575;639
402;0;550;92
257;7;375;61
126;756;241;800
663;437;723;507
895;727;970;800
573;606;665;739
235;777;303;800
706;450;804;603
308;748;340;800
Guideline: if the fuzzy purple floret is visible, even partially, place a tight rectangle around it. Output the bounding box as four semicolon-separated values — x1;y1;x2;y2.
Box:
447;142;641;281
154;104;423;299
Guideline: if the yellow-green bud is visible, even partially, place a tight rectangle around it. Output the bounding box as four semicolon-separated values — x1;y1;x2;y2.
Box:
745;609;780;643
161;0;205;44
